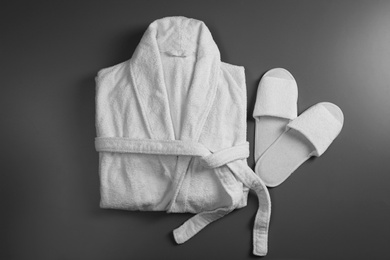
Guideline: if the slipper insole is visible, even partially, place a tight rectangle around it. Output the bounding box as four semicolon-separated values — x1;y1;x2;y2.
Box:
255;128;315;187
254;116;289;162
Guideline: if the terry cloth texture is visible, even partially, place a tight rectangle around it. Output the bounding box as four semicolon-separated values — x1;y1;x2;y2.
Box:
253;68;298;163
256;102;344;187
95;16;271;256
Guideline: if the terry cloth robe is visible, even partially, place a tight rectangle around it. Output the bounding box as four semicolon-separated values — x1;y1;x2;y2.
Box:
95;16;271;256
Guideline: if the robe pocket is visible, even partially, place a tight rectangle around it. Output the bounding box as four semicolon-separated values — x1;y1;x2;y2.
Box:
99;153;178;211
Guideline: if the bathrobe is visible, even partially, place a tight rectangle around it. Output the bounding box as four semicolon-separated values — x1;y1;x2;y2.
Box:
95;16;271;256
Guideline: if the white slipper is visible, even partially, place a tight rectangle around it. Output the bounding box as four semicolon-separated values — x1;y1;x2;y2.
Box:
255;102;344;187
253;68;298;163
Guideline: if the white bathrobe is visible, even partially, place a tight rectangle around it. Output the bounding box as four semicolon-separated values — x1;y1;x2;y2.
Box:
95;16;271;256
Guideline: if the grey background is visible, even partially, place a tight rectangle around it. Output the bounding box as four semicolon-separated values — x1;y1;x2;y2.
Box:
1;1;390;259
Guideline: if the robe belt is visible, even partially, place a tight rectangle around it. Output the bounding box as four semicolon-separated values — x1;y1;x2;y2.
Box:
95;137;271;256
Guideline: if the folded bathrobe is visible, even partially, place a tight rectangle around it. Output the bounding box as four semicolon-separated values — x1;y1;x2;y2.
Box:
95;16;271;256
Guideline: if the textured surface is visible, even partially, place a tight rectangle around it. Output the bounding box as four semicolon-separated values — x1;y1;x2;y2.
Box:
1;1;390;259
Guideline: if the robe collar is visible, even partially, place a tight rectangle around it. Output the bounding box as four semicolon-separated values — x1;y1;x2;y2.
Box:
130;16;221;141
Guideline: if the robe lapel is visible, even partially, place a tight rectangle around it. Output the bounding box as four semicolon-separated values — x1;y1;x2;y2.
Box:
179;25;221;141
130;17;220;142
129;27;176;140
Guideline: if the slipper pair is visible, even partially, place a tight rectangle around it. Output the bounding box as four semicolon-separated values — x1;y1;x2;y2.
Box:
253;68;344;187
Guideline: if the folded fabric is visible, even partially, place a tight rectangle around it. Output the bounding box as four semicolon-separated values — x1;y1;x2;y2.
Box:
253;68;298;164
256;102;344;187
95;16;271;256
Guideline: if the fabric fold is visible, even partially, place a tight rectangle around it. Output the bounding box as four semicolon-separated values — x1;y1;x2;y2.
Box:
96;136;270;255
95;16;271;256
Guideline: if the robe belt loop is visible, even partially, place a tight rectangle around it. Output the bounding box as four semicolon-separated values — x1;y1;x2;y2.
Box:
95;137;270;256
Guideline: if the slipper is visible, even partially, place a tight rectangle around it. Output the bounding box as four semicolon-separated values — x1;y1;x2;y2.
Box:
253;68;298;163
255;102;344;187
